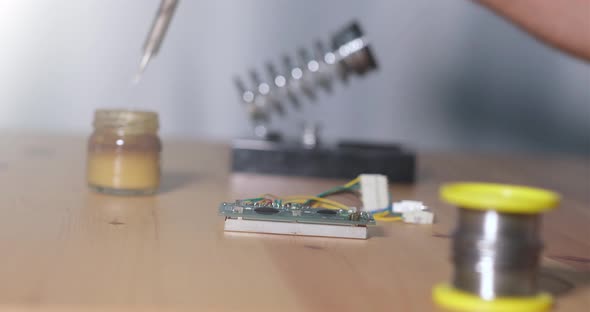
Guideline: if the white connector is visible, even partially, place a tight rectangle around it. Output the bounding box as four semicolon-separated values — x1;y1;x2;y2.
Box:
360;174;389;213
402;210;434;224
392;200;427;213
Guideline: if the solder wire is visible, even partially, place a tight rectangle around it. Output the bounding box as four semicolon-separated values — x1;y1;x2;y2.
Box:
452;209;543;299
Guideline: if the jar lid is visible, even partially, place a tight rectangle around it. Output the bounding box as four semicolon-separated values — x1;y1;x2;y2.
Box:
93;109;159;133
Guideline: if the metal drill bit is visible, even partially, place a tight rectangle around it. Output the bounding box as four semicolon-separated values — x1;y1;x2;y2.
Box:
134;0;179;83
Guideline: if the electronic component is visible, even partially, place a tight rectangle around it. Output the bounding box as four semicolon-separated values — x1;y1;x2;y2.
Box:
392;200;427;213
402;210;434;224
219;201;375;239
391;200;433;224
220;201;374;226
360;174;389;213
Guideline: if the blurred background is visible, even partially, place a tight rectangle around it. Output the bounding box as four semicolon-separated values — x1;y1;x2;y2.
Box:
0;0;588;154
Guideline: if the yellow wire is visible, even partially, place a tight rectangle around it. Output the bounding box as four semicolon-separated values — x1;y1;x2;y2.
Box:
287;200;341;210
250;190;401;222
256;176;359;209
372;211;402;222
250;182;402;223
343;177;360;188
284;199;344;210
288;196;348;209
282;196;349;209
252;194;346;209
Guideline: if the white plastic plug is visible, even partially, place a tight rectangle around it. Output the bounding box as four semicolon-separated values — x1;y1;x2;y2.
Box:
402;210;434;224
360;174;389;213
392;200;427;213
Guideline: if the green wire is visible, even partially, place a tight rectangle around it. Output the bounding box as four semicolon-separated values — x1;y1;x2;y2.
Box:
242;182;362;207
316;185;359;197
241;197;264;202
308;182;395;211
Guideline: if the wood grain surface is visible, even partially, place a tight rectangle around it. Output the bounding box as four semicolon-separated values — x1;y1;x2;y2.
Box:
0;134;588;311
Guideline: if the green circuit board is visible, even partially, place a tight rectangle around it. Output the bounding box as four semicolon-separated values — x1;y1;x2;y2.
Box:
219;200;375;226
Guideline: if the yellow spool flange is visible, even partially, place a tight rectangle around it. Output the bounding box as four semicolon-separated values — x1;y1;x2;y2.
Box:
433;284;553;312
440;182;560;214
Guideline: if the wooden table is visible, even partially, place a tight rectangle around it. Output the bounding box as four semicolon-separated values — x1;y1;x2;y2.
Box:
0;134;588;311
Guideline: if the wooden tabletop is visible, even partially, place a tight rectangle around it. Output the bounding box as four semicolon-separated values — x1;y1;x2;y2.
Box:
0;134;588;312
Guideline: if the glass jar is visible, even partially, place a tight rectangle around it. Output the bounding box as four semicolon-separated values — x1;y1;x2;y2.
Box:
87;110;161;195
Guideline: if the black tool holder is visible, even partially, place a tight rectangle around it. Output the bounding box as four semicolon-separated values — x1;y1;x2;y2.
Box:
232;22;416;182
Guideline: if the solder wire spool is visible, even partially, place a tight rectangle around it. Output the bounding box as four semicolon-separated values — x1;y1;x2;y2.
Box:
433;182;560;312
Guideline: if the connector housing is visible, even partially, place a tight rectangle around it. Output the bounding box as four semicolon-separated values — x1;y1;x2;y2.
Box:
360;174;389;212
402;210;434;224
392;200;427;213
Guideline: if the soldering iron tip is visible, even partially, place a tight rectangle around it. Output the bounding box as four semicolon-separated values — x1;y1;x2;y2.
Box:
132;52;152;84
132;72;143;85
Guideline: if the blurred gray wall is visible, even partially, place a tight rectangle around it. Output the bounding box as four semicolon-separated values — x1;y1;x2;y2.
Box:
0;0;588;154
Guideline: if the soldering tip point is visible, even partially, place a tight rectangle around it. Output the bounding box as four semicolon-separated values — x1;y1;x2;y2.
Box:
132;52;152;84
132;73;143;85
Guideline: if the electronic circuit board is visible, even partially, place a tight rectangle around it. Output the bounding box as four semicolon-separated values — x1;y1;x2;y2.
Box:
219;200;375;226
